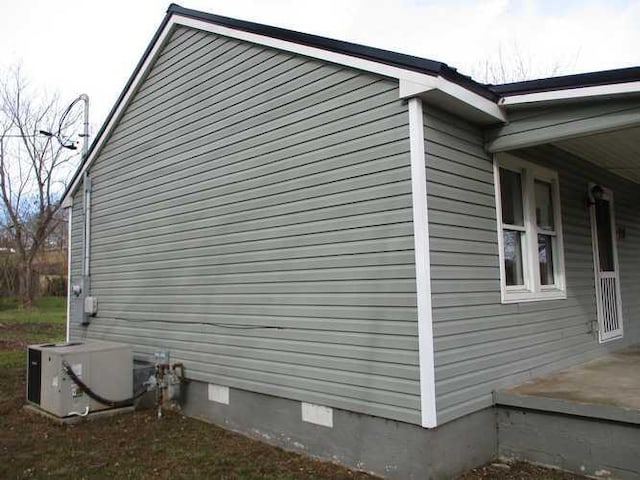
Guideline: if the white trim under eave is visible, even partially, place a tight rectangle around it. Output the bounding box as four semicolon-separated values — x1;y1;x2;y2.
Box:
434;76;505;122
499;81;640;107
408;97;437;429
399;78;505;124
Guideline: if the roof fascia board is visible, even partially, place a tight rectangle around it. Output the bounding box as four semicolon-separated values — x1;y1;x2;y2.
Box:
401;83;506;124
435;76;505;122
499;81;640;107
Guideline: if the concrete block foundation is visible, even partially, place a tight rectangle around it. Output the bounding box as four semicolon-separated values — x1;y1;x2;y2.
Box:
172;377;640;479
181;379;497;480
498;407;640;479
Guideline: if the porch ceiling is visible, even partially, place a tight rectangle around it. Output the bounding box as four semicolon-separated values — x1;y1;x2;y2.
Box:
552;125;640;184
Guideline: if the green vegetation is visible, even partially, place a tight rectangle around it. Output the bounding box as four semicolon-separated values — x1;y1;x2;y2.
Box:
0;296;378;480
0;349;23;368
0;296;67;324
0;297;66;408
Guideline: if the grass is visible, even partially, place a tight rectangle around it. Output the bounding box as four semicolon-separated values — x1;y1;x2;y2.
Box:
0;297;586;480
0;296;380;480
0;296;67;324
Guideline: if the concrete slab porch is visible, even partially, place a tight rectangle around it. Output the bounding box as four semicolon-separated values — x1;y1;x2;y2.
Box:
495;345;640;424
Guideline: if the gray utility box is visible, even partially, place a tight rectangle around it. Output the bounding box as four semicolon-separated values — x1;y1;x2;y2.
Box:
27;341;133;418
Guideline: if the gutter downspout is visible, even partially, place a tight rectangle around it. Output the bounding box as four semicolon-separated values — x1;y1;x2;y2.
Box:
78;94;92;326
66;203;72;342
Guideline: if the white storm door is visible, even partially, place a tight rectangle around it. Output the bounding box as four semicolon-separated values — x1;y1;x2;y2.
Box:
589;185;623;342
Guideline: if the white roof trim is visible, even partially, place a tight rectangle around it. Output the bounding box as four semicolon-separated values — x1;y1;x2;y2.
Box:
64;12;504;203
499;81;640;107
435;76;505;121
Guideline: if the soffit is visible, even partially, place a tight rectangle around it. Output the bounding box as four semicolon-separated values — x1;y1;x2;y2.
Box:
553;125;640;184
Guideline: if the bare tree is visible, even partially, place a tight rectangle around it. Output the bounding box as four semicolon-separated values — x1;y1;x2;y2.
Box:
471;43;579;85
0;66;80;307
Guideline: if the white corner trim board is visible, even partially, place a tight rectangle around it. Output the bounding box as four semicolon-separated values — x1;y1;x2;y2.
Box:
499;81;640;106
301;402;333;428
408;97;437;429
208;384;230;404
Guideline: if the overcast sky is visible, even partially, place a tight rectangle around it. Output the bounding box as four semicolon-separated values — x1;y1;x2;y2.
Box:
1;0;639;135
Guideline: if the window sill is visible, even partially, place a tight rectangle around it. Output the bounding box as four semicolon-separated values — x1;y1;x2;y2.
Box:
501;289;567;304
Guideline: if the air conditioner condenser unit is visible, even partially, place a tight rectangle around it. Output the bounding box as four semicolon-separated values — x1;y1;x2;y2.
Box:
27;341;133;418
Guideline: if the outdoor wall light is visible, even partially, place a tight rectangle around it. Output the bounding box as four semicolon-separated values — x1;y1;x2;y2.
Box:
587;184;605;206
591;185;604;200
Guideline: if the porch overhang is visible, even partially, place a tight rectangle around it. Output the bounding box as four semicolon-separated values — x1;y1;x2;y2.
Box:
486;96;640;184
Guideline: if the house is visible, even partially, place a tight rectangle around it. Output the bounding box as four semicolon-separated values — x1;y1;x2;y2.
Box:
63;4;640;479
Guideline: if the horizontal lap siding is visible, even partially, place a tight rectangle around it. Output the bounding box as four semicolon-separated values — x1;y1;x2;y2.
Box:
425;107;640;424
617;190;640;343
69;26;420;424
527;145;640;346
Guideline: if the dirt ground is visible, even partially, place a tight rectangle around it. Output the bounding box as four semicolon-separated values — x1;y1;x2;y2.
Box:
457;463;587;480
0;298;588;479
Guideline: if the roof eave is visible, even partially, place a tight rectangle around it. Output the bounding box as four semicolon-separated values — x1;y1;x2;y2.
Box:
498;81;640;108
62;4;509;205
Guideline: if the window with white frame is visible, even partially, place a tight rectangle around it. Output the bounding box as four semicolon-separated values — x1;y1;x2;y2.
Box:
494;154;566;303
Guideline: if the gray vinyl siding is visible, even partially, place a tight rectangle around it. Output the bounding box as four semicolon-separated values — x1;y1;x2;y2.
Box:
426;106;640;424
68;192;83;329
68;26;420;424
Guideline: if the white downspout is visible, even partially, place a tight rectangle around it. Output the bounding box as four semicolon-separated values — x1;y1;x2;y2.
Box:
66;204;72;342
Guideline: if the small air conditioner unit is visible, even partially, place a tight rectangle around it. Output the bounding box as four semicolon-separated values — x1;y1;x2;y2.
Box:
27;341;133;418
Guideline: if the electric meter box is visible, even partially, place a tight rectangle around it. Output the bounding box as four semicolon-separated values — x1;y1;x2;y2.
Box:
27;341;133;418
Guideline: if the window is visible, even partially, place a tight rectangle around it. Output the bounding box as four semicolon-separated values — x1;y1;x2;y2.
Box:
494;154;566;303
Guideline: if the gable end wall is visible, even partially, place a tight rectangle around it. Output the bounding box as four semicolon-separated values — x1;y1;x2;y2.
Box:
69;25;421;424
